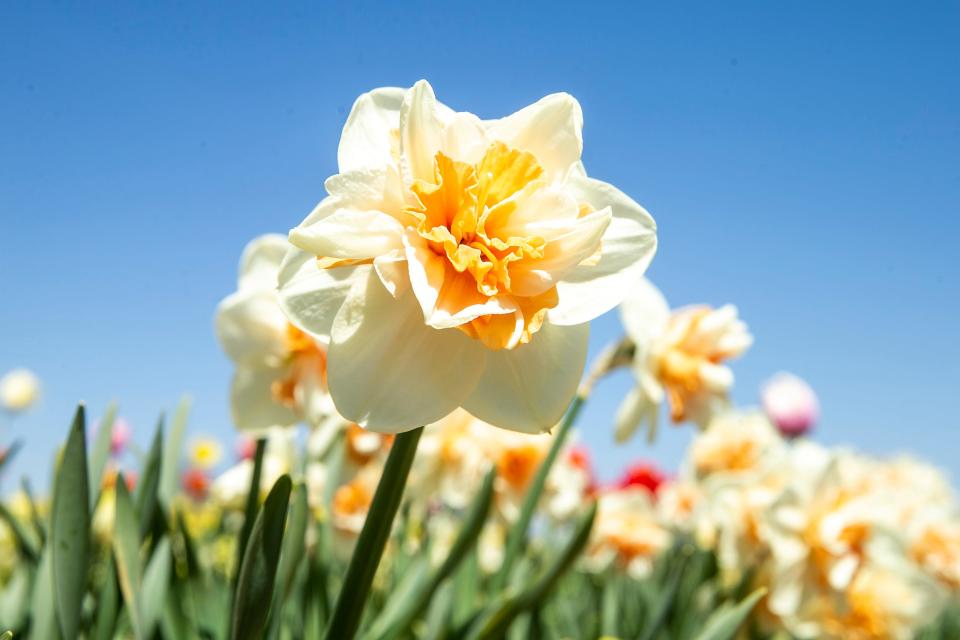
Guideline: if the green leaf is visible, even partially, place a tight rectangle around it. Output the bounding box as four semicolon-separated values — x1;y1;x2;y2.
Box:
135;417;165;538
266;481;309;639
30;545;61;640
369;467;498;639
0;439;23;473
233;437;267;599
691;588;766;640
91;555;121;640
50;404;92;640
493;395;584;591
142;537;173;637
466;501;597;640
638;544;692;640
1;630;12;640
324;426;423;640
88;402;117;510
0;502;39;564
159;396;191;510
231;474;293;640
114;475;145;639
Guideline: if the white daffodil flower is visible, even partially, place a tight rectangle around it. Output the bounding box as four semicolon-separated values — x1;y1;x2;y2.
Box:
0;368;40;413
616;278;753;442
216;234;334;433
278;80;657;434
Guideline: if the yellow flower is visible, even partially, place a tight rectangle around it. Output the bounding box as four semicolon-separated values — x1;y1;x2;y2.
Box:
0;368;40;413
216;234;334;432
616;278;752;442
279;80;656;433
189;437;224;470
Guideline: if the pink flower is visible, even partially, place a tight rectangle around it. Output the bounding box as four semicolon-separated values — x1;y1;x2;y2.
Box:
182;468;210;501
235;436;257;461
761;372;819;437
110;419;132;456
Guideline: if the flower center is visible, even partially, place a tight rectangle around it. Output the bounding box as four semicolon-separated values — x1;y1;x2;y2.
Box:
654;309;727;422
404;142;567;350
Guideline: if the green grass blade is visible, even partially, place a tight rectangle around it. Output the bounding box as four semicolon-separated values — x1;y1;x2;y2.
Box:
159;396;191;510
88;402;118;510
231;474;293;640
30;545;61;639
135;417;164;538
493;395;584;591
114;474;144;639
91;555;121;640
324;427;423;640
141;537;173;638
370;467;497;639
266;480;309;640
50;405;92;640
691;588;766;640
0;503;39;564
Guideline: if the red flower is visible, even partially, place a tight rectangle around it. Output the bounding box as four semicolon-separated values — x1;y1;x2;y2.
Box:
182;468;210;501
616;462;666;495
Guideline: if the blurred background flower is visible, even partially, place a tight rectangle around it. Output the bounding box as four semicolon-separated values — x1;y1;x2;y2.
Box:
0;368;40;414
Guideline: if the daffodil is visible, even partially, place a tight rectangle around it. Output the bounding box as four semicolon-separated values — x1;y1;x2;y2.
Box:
216;234;334;432
616;278;752;442
584;487;672;578
278;80;656;433
0;368;40;413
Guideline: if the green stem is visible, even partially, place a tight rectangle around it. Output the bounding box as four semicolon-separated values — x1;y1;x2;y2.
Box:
230;438;266;613
492;393;586;592
324;426;423;640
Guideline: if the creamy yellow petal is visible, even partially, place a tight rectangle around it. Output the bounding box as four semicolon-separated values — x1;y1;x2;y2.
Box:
327;270;487;433
400;80;446;184
277;247;372;341
289;208;403;260
215;289;289;367
237;234;289;291
549;175;657;326
463;321;588;433
337;87;405;174
619;277;671;349
231;366;299;433
486;93;583;179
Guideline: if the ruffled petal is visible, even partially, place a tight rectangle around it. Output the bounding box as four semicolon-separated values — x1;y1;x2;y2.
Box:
327;270;487;432
277;247;372;341
338;87;405;174
463;321;588;433
549;175;657;325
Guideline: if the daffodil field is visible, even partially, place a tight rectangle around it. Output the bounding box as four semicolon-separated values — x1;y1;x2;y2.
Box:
1;81;959;640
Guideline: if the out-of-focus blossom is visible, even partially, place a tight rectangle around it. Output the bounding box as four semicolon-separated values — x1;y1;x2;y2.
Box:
211;430;294;508
278;79;657;434
689;410;784;482
761;372;819;437
0;368;40;413
584;487;672;578
615;461;667;495
110;418;132;456
190;437;224;470
216;234;334;433
235;436;257;461
182;468;211;502
616;279;752;442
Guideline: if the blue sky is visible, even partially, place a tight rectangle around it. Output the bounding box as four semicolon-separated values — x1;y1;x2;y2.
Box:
2;2;958;490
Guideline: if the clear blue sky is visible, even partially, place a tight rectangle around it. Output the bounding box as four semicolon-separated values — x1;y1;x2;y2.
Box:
2;2;958;490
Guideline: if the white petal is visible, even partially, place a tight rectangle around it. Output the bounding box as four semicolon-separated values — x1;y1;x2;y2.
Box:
463;321;588;434
373;250;410;297
277;247;372;341
619;278;671;347
442;112;489;165
508;207;611;297
549;176;657;325
215;289;288;367
400;80;446;184
486;93;583;179
327;270;487;432
324;167;408;217
338;87;405;174
615;386;657;443
237;234;289;291
231;366;299;433
290;208;403;260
